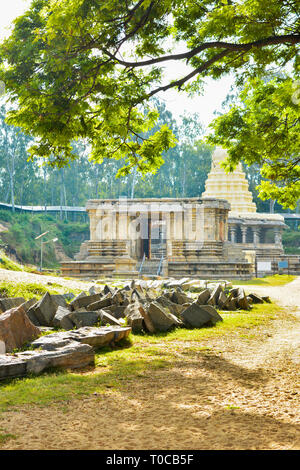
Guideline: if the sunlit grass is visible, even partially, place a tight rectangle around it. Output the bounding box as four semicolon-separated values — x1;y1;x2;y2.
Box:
231;274;296;286
0;302;283;413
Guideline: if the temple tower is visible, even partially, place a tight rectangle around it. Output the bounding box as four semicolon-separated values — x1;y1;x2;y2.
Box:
202;147;257;214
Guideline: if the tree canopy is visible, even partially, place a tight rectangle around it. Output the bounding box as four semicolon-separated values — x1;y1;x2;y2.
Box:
208;76;300;209
0;0;299;176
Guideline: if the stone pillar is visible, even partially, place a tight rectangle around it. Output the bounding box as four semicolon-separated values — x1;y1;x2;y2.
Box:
229;226;237;243
252;227;261;247
241;226;248;244
274;228;282;247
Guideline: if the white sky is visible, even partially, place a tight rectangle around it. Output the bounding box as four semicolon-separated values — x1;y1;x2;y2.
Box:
0;0;235;129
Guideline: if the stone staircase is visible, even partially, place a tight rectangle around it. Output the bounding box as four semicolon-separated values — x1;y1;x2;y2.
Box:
137;258;163;276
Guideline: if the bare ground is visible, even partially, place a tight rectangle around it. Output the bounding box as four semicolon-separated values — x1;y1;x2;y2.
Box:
0;272;299;450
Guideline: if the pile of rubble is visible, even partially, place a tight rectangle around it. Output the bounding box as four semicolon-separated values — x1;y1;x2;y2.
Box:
0;279;270;380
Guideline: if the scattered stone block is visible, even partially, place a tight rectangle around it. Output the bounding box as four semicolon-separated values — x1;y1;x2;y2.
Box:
155;295;185;316
20;297;38;313
70;293;102;311
102;305;127;319
19;341;95;375
50;294;68;309
0;305;41;353
25;304;40;326
98;310;122;327
180;303;214;328
217;291;228;309
53;306;74;330
87;295;112;311
146;301;181;332
0;297;26;313
124;303;144;332
248;293;264;304
200;305;223;324
0;355;27;380
68;310;101;328
33;292;58;326
207;284;223;306
171;291;193;305
196;289;211;305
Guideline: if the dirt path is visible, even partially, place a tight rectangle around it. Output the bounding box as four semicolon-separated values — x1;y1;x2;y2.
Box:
0;267;95;292
0;277;299;450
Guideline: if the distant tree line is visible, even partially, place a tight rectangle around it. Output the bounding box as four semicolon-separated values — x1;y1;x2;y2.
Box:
0;99;292;214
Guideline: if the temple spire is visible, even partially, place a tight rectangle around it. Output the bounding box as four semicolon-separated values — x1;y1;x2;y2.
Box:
202;147;257;214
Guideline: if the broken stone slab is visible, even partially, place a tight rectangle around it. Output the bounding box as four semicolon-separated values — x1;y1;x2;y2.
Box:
180;302;216;329
146;301;182;332
68;310;101;328
0;305;41;353
124;303;144;332
225;298;237;311
0;355;27;380
196;289;211;305
63;292;75;301
262;296;271;303
207;284;223;307
248;293;264;304
155;295;185;317
31;326;131;350
138;304;155;333
199;305;223;324
0;297;26;313
102;305;127;319
235;288;250;310
70;293;102;311
32;292;58;327
86;294;112;311
20;297;38;313
217;291;228;310
18;341;95;375
112;290;125;305
171;291;193;305
25;303;40;326
50;294;68;309
53;306;75;330
98;310;122;327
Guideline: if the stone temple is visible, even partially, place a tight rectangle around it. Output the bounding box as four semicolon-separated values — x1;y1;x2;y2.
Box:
61;147;288;280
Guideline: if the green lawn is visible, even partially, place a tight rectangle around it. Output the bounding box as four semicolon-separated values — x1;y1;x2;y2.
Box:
0;302;282;413
231;274;297;287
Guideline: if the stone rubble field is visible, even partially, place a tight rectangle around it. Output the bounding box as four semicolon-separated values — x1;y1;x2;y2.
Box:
0;277;271;381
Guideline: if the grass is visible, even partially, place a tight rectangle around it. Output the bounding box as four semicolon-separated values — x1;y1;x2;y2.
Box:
0;432;17;444
0;280;83;301
231;274;296;286
0;302;281;413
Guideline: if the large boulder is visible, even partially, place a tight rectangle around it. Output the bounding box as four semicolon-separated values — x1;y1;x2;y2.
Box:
0;305;41;353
